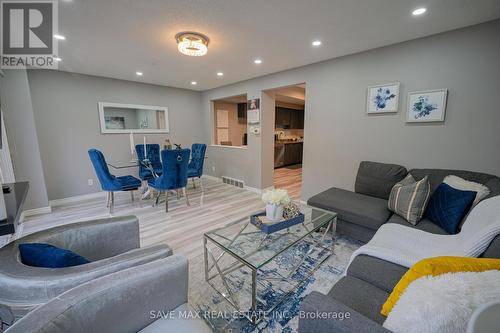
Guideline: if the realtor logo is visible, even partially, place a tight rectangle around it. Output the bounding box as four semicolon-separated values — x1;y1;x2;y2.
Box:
1;0;58;69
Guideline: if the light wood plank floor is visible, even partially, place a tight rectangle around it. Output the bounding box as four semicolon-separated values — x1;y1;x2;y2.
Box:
274;164;302;200
19;178;265;259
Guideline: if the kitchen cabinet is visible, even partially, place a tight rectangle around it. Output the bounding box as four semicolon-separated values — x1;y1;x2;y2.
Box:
283;142;303;166
237;103;247;123
290;109;304;129
275;107;304;129
276;107;291;127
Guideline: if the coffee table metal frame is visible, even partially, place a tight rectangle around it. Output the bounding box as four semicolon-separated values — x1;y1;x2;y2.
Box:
203;208;337;324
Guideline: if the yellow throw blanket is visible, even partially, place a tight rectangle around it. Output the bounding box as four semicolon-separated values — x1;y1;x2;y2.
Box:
381;256;500;316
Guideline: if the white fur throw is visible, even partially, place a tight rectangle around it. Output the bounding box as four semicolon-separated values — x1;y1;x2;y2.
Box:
383;270;500;333
444;175;490;207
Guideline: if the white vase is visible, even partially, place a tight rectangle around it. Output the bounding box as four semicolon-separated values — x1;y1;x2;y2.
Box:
266;203;283;221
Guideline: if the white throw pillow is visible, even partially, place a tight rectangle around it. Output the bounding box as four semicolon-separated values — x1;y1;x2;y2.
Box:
383;270;500;333
443;175;490;207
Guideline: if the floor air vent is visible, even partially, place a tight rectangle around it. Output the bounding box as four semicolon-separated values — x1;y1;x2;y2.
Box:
222;176;245;188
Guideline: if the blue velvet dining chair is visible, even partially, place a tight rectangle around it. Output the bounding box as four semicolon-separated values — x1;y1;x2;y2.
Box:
187;143;207;190
148;149;191;212
88;149;141;214
135;144;163;181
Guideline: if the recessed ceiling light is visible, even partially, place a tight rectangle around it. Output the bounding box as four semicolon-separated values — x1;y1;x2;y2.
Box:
412;7;427;16
254;59;262;64
53;56;62;62
136;71;143;76
312;40;322;46
191;81;197;85
54;34;65;40
217;72;224;77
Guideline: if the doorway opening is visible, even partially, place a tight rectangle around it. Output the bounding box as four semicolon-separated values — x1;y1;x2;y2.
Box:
267;84;305;200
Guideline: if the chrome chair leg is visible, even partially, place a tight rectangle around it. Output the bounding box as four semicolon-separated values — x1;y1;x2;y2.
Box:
106;192;111;208
109;192;114;214
176;189;180;200
165;191;169;212
199;177;204;192
183;187;190;207
130;190;134;202
192;178;196;189
153;191;161;207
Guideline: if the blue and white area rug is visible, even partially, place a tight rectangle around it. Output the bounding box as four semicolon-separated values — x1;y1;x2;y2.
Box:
188;235;362;333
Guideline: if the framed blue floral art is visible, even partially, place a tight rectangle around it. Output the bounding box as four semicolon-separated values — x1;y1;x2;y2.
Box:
406;89;448;123
367;82;400;114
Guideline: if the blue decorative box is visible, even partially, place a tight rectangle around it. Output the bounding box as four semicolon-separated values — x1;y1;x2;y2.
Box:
250;211;305;234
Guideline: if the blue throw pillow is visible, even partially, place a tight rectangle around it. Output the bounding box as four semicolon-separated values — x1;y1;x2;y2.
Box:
425;183;477;234
19;243;90;268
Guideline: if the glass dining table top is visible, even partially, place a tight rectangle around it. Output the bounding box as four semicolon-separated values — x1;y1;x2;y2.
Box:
107;155;208;169
107;160;140;169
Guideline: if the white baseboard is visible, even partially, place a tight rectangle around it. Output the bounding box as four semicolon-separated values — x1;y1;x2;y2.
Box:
20;206;52;222
246;185;274;195
49;191;107;207
244;185;261;194
203;174;271;194
201;175;221;182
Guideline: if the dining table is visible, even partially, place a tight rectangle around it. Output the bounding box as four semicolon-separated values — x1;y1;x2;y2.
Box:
107;155;207;200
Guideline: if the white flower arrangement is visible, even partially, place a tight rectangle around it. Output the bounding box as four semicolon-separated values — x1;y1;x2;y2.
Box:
261;189;290;206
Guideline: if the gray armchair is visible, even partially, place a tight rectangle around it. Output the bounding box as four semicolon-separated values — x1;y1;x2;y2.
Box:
5;255;212;333
0;215;172;318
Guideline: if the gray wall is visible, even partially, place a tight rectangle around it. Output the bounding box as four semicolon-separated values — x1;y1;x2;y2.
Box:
201;20;500;200
0;70;50;209
27;70;203;200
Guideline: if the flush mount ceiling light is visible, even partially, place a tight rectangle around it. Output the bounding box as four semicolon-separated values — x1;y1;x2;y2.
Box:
54;34;65;40
191;81;197;85
254;59;262;64
312;40;322;46
175;32;209;57
412;7;427;16
136;71;143;76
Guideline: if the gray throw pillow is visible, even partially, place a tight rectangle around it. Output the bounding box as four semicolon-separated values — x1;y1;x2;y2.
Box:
388;174;431;225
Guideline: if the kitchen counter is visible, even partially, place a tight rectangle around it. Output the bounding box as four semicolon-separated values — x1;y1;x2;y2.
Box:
275;140;303;144
274;141;303;168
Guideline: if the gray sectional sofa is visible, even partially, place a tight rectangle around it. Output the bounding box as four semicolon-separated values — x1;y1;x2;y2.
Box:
308;161;500;245
301;161;500;332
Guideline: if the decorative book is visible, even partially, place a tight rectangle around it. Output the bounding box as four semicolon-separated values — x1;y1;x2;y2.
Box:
250;211;305;234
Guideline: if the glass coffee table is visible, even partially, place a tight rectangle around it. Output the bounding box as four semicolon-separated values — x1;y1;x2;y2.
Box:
203;204;337;324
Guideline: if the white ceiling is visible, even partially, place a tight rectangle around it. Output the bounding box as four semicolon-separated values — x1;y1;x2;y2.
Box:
56;0;500;91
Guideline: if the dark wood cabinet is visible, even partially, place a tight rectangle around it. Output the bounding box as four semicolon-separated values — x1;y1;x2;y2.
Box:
237;103;247;123
275;107;304;129
283;142;303;166
290;109;304;129
276;107;291;127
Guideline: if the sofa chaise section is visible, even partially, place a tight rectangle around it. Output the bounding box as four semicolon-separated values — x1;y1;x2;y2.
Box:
308;187;392;242
308;161;407;242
